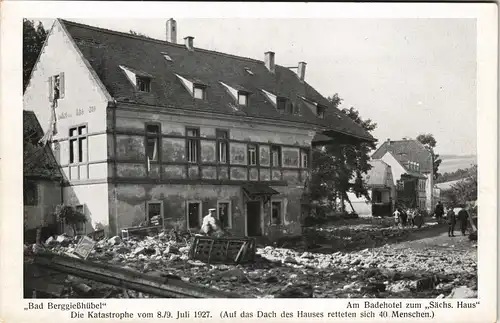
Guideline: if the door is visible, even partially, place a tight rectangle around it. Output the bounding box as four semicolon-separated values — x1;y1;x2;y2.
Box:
246;201;262;236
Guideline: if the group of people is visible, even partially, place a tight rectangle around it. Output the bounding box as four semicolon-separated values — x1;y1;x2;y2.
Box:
392;207;422;228
434;201;471;237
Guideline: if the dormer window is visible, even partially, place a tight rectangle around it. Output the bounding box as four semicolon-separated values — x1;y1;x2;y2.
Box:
244;67;254;75
277;97;287;113
136;76;151;92
193;85;206;99
238;92;248;106
316;105;325;119
161;52;173;62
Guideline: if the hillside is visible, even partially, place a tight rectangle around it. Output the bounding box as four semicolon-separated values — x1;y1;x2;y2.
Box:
439;155;476;174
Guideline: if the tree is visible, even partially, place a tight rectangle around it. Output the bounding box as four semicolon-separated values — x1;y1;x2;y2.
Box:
129;30;152;38
54;204;87;236
23;19;48;92
441;164;477;207
416;133;442;180
310;94;377;213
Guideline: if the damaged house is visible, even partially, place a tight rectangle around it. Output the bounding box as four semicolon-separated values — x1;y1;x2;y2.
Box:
23;19;374;237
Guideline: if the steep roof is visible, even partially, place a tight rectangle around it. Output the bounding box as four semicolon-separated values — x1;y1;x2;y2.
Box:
365;159;393;188
23;111;63;180
59;19;374;141
371;139;433;173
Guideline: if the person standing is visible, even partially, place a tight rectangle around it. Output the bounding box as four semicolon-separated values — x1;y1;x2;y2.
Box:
393;208;401;228
447;207;456;237
200;208;219;236
457;207;470;236
434;201;444;223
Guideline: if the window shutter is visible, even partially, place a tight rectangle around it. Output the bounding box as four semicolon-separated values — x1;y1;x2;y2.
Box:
48;76;53;102
59;72;65;99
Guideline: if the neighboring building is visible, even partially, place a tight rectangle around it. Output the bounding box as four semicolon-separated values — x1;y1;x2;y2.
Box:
347;160;396;217
371;138;433;211
23;19;374;237
23;111;63;232
365;160;396;216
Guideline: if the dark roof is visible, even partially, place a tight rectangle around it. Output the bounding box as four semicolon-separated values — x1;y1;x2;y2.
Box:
242;183;279;196
371;139;433;173
23;111;63;180
59;19;374;141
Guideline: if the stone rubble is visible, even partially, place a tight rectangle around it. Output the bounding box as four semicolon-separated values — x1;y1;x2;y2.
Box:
26;221;477;299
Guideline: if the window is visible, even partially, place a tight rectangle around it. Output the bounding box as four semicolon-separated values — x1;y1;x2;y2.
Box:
301;149;309;168
244;67;254;75
69;125;88;164
187;201;202;229
216;129;229;163
277;98;287;113
136;76;151;92
49;72;65;101
248;145;257;166
146;124;160;163
373;191;382;203
186;128;200;163
316;105;325;119
162;52;173;61
193;85;205;99
24;181;38;205
271;201;282;225
147;201;163;226
271;146;281;167
217;201;231;229
75;205;85;235
238;92;248;106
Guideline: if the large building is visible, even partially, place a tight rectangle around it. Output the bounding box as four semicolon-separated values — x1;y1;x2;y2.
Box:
23;19;374;237
371;138;434;212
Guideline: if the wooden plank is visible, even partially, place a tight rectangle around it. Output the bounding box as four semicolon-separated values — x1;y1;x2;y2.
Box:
31;251;241;298
74;236;96;260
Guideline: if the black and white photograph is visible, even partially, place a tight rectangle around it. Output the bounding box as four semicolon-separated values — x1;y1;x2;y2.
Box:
8;4;493;315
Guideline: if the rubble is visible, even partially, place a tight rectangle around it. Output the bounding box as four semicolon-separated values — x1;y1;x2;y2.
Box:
25;220;477;299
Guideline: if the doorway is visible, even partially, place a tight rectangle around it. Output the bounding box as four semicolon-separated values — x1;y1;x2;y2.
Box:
246;201;262;236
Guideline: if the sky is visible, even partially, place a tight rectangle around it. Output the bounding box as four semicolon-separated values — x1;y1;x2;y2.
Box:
39;18;477;156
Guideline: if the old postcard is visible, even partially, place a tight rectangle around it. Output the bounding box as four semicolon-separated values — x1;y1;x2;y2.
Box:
1;1;497;323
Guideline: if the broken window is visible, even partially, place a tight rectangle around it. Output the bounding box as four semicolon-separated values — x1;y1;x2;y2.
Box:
193;85;205;99
271;146;281;167
216;129;229;164
69;125;88;164
24;181;38;206
136;76;151;92
146;124;160;163
271;201;282;225
217;201;231;229
186;128;200;163
147;201;163;226
187;201;201;229
248;145;257;166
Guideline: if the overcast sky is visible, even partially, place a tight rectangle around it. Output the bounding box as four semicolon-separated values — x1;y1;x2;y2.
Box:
40;18;477;156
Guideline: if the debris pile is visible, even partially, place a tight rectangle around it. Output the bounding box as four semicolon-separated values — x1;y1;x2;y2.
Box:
25;222;477;299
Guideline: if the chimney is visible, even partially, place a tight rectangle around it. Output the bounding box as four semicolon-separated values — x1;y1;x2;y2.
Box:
264;51;275;73
184;36;194;51
297;62;307;82
166;18;177;43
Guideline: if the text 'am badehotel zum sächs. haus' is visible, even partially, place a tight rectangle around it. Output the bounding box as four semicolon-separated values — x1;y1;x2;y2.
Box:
23;19;374;237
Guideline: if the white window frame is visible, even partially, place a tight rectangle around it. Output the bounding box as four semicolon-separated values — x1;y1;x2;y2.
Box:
217;200;232;229
146;200;164;222
248;145;257;166
186;128;199;163
69;125;88;164
186;200;203;229
216;129;229;164
301;149;309;168
270;199;284;226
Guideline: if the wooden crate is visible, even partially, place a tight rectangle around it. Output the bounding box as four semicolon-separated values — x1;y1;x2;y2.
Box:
189;236;256;264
